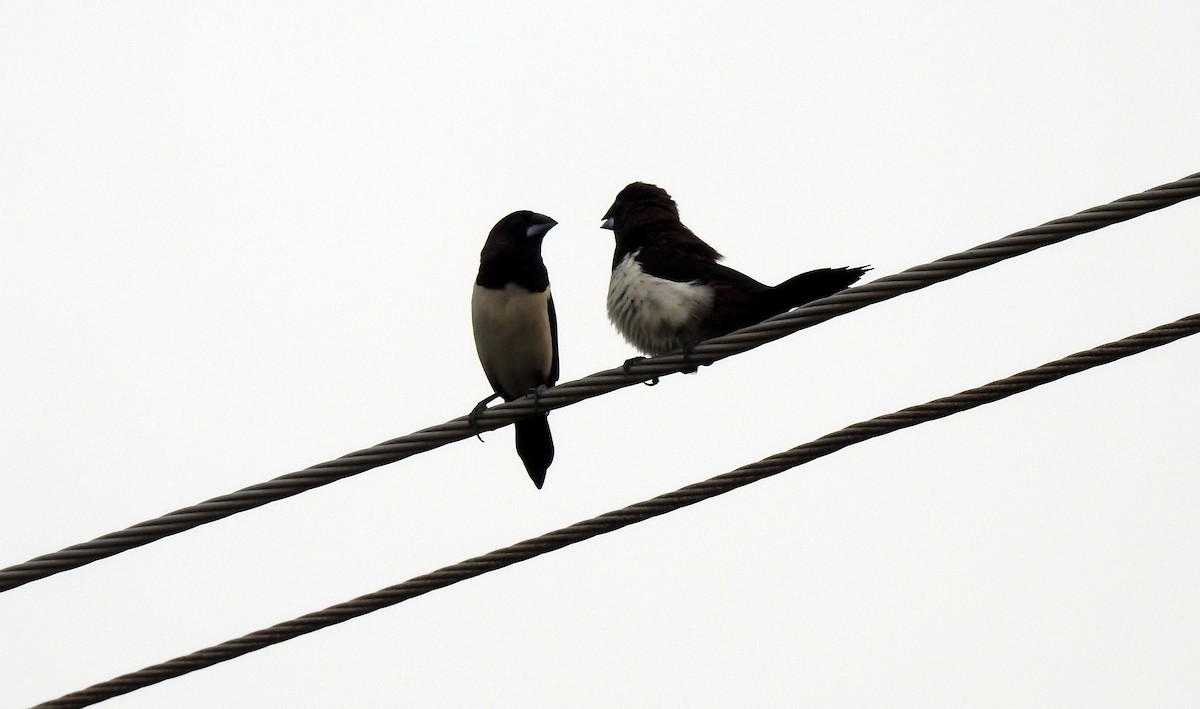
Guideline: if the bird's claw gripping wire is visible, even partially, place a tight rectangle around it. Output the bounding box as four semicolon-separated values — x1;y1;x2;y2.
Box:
468;393;501;442
525;384;550;413
470;387;550;441
676;338;711;375
622;356;659;386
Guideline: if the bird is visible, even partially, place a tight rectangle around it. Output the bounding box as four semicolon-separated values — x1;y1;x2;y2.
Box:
471;210;560;488
601;181;868;357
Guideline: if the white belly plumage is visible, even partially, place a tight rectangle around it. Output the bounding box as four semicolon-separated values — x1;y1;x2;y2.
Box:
471;283;554;398
607;251;714;355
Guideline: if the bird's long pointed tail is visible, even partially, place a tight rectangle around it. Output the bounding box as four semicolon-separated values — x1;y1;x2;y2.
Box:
766;266;870;315
515;415;553;489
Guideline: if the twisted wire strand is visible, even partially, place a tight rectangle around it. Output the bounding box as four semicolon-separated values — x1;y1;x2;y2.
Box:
3;171;1199;593
36;312;1200;709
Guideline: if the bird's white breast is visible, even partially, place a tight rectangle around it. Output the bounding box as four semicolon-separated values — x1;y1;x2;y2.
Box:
607;251;714;355
472;284;554;398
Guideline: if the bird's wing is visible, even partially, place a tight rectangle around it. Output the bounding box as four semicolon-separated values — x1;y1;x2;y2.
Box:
637;248;768;291
547;293;560;386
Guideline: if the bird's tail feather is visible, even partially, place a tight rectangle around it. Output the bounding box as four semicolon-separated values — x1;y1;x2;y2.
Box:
765;266;870;315
515;415;554;489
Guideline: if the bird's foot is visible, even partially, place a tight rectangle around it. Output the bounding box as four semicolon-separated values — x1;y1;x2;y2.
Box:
622;356;659;386
524;384;550;413
679;339;707;374
469;393;501;441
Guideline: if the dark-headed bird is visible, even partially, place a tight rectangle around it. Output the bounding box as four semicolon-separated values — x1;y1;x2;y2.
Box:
471;210;559;488
601;182;868;356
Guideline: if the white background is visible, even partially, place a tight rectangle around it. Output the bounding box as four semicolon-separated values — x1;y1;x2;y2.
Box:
2;3;1198;707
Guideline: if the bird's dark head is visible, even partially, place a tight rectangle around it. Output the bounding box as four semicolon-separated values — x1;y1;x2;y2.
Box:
601;182;680;233
482;210;557;258
599;182;721;264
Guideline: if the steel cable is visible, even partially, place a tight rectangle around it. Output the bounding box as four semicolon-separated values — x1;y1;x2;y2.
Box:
3;171;1199;593
35;312;1200;708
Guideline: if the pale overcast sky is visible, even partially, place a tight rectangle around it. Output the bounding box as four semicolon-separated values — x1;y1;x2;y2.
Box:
2;2;1198;707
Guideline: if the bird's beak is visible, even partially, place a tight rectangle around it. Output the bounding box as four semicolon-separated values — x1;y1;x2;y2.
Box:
526;218;557;239
600;216;614;230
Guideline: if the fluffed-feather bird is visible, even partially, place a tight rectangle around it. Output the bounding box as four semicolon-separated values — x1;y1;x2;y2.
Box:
601;182;868;356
